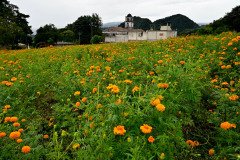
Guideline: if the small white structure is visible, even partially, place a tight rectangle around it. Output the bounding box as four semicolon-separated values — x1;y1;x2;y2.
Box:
103;14;177;43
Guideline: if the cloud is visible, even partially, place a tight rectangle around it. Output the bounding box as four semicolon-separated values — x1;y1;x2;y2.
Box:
9;0;239;29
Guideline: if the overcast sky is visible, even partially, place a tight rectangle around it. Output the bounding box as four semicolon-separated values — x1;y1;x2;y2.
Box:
9;0;239;29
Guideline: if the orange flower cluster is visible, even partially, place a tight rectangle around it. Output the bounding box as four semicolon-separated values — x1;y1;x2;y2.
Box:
107;84;120;94
186;140;200;147
113;125;126;136
140;124;152;134
150;96;165;112
220;121;236;130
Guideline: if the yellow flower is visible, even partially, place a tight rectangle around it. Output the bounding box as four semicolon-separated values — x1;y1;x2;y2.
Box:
107;84;120;94
72;143;80;149
140;124;152;134
124;79;132;84
113;125;126;136
132;86;140;93
150;98;161;106
74;91;80;96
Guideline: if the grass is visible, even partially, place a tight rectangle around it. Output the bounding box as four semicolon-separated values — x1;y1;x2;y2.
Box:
0;32;239;159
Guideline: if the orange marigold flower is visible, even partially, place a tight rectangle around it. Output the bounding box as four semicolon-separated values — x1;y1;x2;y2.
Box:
149;71;155;76
92;87;97;93
140;124;152;134
221;82;229;86
229;94;239;101
150;98;161;106
11;77;17;82
10;117;18;122
18;128;24;133
113;125;126;136
132;86;140;93
107;84;120;94
9;131;21;139
220;121;232;130
124;79;132;84
13;122;20;127
75;101;81;107
43;134;49;139
0;132;6;138
158;60;163;64
186;140;195;147
4;105;11;109
21;146;31;154
156;104;165;112
21;119;26;122
82;97;87;103
157;83;169;89
180;61;185;65
16;138;23;143
105;66;111;71
148;136;155;143
74;91;80;96
209;148;215;156
5;81;13;86
4;117;11;122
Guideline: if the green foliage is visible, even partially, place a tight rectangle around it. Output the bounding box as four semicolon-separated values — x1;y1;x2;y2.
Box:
34;24;59;47
0;0;32;48
90;35;103;44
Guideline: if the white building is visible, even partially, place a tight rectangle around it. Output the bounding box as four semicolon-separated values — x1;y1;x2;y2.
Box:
103;14;177;43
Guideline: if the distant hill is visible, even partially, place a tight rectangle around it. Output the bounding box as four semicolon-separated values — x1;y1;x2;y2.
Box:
118;14;199;34
153;14;199;34
103;22;121;28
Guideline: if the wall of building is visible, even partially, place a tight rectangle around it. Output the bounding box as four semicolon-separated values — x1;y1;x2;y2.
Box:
105;35;128;43
105;31;177;42
128;32;147;41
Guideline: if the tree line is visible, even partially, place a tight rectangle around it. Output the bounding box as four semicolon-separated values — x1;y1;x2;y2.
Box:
0;1;103;49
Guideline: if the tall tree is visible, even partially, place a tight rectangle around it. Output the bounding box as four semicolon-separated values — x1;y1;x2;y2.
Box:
34;24;59;46
0;0;32;48
72;13;102;44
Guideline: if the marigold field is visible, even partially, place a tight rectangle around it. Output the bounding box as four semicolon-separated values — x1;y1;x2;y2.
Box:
0;32;239;159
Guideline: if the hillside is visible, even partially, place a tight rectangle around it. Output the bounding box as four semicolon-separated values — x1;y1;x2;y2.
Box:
118;14;199;34
195;5;240;34
153;14;199;34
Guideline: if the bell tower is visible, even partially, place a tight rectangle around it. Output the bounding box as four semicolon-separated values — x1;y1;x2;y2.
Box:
125;14;134;29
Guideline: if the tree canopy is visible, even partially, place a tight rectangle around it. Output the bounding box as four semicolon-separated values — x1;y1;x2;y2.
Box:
0;0;32;48
34;24;58;46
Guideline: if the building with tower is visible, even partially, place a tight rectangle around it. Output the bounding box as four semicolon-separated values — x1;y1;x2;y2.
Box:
103;14;177;43
125;14;134;29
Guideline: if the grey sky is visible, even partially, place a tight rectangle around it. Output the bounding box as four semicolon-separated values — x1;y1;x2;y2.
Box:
9;0;239;29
